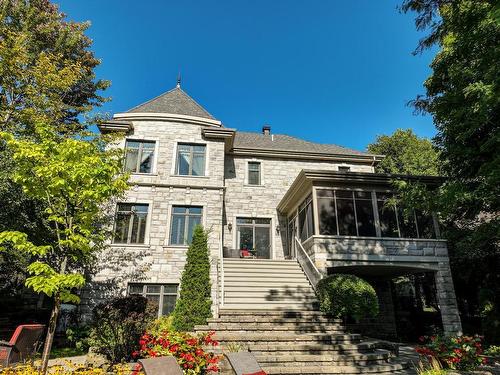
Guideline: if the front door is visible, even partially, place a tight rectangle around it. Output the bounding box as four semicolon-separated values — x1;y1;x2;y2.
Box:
236;218;271;259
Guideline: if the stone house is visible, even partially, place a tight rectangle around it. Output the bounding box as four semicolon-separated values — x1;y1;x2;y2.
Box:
86;83;462;339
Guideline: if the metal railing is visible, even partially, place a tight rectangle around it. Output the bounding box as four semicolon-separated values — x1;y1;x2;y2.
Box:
295;236;323;291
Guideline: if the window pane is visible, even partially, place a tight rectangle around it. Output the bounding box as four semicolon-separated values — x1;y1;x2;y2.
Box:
416;210;436;239
170;215;185;245
355;198;376;237
113;212;130;243
146;295;160;313
316;189;334;198
133;204;149;213
248;170;260;185
306;203;314;239
398;209;418;238
318;197;337;235
125;148;139;172
161;295;177;316
193;145;206;153
188;207;202;215
237;218;252;224
146;285;161;294
173;206;187;214
128;284;143;294
254;218;271;224
239;227;253;250
142;142;156;150
336;191;357;236
255;226;270;259
163;285;178;294
177;152;190;175
192;153;205;176
139;149;153;173
187;216;201;244
377;198;399;238
130;212;147;244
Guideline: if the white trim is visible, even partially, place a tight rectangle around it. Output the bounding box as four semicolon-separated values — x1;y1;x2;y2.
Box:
171;141;209;177
232;214;274;259
123;136;160;175
244;159;264;186
166;201;207;246
113;200;153;246
114;112;222;127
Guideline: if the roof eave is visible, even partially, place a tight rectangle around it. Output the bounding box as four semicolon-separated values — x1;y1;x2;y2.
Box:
97;120;133;134
113;112;222;127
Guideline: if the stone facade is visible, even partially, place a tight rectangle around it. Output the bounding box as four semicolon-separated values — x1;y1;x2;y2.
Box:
86;86;462;337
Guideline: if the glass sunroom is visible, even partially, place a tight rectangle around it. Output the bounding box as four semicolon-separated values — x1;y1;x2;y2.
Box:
278;170;441;258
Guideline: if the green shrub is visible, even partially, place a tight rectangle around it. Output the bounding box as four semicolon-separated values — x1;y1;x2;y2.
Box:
484;345;500;357
172;225;212;331
147;315;174;336
88;295;156;362
66;324;91;352
317;274;379;320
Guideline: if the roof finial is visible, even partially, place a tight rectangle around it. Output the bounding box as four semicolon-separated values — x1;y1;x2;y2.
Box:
176;72;181;88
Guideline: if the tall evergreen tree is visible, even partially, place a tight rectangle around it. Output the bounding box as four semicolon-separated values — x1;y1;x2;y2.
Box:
172;226;212;332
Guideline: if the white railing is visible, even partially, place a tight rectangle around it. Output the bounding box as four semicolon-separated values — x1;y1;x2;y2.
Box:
295;236;323;290
219;256;224;307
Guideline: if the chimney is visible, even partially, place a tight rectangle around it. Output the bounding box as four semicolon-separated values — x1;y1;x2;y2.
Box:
262;125;271;135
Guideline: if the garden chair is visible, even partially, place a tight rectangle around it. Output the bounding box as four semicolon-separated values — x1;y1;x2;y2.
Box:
0;324;45;367
225;352;266;375
138;356;183;375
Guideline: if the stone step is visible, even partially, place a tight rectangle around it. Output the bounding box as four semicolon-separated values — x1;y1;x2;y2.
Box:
212;332;362;344
261;362;406;374
223;296;318;304
196;323;345;332
221;303;318;310
218;309;328;317
220;341;379;353
254;350;391;365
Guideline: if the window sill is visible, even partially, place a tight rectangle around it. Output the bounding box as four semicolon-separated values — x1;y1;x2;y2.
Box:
243;184;265;188
165;244;190;249
170;175;210;179
130;172;158;176
110;243;151;248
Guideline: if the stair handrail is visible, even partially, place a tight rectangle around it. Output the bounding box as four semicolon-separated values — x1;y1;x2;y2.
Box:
219;255;224;307
295;236;323;291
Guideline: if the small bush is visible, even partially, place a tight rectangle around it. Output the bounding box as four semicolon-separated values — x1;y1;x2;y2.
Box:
88;295;156;363
416;334;486;370
66;324;91;353
485;345;500;357
415;356;446;375
317;274;379;321
172;226;212;331
147;315;174;336
135;329;221;373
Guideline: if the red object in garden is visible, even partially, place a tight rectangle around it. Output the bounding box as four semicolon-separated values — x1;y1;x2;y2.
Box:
0;324;45;367
138;356;183;375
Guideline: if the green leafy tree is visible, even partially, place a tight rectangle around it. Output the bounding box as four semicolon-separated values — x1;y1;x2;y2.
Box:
368;129;439;176
172;226;212;332
0;0;108;298
0;125;128;373
402;0;500;341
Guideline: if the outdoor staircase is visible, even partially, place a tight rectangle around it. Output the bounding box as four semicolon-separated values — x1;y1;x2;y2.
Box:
221;259;318;310
194;259;411;375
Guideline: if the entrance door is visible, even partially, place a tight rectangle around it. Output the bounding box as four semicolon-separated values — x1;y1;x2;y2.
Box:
236;218;271;259
286;216;297;259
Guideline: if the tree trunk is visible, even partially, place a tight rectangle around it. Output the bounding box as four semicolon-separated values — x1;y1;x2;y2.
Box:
39;296;61;374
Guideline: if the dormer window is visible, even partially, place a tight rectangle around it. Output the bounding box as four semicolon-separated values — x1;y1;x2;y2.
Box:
248;161;261;185
124;140;155;174
176;143;206;176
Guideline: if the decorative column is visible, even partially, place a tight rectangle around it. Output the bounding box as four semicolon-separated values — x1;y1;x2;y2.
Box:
435;261;463;335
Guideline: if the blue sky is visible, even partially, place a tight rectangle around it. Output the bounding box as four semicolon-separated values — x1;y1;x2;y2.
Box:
56;0;436;152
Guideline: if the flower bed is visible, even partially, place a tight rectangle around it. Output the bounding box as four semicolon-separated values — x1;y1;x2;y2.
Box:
134;330;221;374
416;335;487;370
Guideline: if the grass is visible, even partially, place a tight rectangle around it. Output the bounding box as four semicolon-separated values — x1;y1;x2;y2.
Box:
34;347;86;359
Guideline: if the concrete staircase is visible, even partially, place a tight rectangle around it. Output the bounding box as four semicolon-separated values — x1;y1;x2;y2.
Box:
221;259;318;310
194;259;411;374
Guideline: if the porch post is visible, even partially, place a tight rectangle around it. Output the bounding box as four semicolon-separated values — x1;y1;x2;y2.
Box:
435;261;462;336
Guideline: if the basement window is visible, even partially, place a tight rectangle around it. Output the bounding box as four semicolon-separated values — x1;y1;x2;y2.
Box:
128;283;178;317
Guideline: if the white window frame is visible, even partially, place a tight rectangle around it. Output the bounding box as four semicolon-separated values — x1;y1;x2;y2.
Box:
167;202;207;247
123;137;159;175
112;201;153;245
127;283;178;318
172;141;209;177
245;159;264;186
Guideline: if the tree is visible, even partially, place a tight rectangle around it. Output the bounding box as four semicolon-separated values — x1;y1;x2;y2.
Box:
368;129;439;175
0;125;128;373
172;226;212;332
0;0;108;300
0;0;109;136
402;0;500;341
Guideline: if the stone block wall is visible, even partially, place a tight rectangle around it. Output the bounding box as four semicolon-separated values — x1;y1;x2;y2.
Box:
223;156;374;259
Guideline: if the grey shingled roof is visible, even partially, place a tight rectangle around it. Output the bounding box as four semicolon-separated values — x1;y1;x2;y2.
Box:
233;131;373;156
127;86;215;119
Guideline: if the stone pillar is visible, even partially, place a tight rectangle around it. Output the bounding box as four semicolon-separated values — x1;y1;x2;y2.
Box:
435;262;462;335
